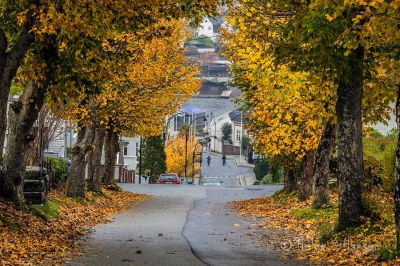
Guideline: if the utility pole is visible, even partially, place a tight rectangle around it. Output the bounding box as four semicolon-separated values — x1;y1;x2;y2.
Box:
138;136;142;184
211;112;216;152
239;110;243;165
184;129;188;178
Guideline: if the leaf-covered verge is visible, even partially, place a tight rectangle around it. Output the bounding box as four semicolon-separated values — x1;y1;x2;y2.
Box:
0;187;149;265
231;190;399;265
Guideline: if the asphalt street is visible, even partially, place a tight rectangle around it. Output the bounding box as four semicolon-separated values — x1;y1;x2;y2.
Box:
68;185;303;266
201;152;254;186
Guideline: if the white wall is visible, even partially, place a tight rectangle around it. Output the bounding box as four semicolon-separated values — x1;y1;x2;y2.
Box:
197;18;215;41
121;136;140;171
210;114;230;153
209;114;246;153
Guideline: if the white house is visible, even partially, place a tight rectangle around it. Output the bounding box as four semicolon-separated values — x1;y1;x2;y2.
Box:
117;136;140;171
209;110;246;154
4;94;76;159
196;17;216;41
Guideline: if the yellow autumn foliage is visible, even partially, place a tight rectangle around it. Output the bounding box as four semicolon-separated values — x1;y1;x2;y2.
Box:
165;131;201;177
222;3;336;164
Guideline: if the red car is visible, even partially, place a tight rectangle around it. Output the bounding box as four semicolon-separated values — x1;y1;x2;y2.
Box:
156;173;181;184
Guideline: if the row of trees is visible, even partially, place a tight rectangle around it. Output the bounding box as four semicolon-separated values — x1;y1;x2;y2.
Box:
0;1;220;203
222;0;400;248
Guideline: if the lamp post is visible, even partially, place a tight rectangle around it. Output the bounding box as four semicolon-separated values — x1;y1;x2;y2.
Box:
184;116;207;178
163;112;184;145
239;110;243;165
138;136;142;184
210;112;217;151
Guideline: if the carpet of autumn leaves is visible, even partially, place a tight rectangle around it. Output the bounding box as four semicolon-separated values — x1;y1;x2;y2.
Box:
0;187;149;265
231;190;400;265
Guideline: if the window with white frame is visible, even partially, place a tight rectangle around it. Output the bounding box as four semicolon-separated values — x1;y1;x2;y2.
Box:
123;142;128;156
136;143;139;156
236;129;241;142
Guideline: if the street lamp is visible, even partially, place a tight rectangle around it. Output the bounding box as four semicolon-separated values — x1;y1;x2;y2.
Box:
184;116;207;178
210;112;217;151
163;112;184;145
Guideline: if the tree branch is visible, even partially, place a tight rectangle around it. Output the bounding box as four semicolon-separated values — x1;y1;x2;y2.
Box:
4;4;36;81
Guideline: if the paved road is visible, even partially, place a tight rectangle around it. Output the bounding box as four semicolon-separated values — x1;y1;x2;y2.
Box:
185;97;236;119
69;185;303;266
201;152;254;186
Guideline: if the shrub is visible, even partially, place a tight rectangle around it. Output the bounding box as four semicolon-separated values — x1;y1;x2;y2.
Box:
45;157;68;186
363;158;384;191
363;135;396;191
221;122;232;141
260;174;273;184
254;158;270;180
362;157;393;222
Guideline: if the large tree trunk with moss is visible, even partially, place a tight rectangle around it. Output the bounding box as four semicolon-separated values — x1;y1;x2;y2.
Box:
336;47;365;229
103;129;119;185
298;150;315;201
87;125;106;192
284;168;297;193
394;85;400;252
313;122;336;208
0;15;35;167
67;123;95;198
0;81;45;203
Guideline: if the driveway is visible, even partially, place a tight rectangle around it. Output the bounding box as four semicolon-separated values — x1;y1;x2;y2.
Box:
68;184;303;266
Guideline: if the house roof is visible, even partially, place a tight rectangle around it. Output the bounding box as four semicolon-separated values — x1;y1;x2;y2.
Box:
180;105;205;114
228;110;247;124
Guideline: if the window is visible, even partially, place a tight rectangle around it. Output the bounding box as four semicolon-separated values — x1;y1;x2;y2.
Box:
136;143;139;156
236;129;241;142
123;143;128;156
208;26;212;30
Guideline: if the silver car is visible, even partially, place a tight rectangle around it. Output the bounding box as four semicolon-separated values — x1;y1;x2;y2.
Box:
201;177;223;186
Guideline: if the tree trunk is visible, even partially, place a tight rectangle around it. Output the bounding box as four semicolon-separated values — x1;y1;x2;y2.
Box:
313;122;336;208
284;168;297;193
0;16;35;166
298;150;315;201
103;129;119;185
87;125;106;192
336;47;365;229
0;36;56;203
67;123;95;198
1;81;45;203
394;85;400;252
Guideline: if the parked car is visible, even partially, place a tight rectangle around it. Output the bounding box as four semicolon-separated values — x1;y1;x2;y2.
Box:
156;173;181;184
180;178;193;185
201;177;223;186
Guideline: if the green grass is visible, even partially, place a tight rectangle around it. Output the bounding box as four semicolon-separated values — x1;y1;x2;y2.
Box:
0;215;22;231
290;205;338;243
290;205;337;220
318;222;337;243
378;244;397;262
30;199;62;220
